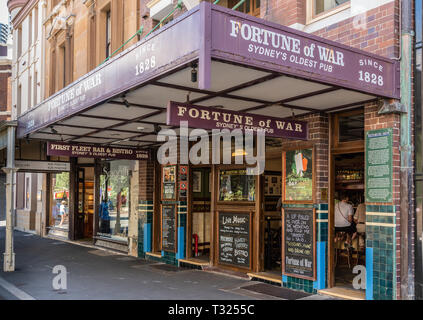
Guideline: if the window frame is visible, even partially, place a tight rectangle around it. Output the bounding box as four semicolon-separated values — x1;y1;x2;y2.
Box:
306;0;351;25
229;0;260;18
105;10;111;59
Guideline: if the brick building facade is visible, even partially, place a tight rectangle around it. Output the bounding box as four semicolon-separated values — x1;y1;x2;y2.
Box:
5;0;416;300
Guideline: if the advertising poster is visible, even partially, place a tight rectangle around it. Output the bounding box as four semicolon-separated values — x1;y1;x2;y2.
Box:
283;149;313;202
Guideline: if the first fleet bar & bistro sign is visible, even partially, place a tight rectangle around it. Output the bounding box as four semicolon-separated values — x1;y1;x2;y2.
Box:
47;142;150;160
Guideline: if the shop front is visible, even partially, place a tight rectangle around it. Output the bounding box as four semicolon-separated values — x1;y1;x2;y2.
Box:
16;3;400;299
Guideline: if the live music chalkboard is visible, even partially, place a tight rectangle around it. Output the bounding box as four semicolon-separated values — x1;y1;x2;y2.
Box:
282;208;316;280
162;205;176;252
218;212;250;268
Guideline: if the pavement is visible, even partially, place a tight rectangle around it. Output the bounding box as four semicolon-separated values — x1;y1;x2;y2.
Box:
0;226;333;300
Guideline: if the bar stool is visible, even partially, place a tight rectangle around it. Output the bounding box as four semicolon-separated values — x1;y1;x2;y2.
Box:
334;231;352;268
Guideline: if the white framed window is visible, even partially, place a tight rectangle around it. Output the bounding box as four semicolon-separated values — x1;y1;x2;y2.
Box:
307;0;350;24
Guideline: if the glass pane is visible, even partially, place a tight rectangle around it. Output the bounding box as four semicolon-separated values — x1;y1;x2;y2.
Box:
219;169;255;201
255;0;260;9
99;160;135;241
314;0;349;16
50;172;70;230
338;112;364;142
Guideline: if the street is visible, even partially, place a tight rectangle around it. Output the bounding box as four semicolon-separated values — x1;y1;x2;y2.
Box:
0;227;330;300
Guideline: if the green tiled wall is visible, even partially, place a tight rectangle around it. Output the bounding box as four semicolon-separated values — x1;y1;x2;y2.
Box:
366;205;396;300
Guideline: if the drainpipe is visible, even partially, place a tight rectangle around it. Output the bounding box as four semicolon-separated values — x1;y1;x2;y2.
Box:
2;122;17;272
399;0;415;300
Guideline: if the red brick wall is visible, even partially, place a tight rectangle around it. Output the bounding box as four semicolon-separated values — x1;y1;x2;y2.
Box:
312;1;400;59
139;152;155;200
261;0;306;26
282;112;329;204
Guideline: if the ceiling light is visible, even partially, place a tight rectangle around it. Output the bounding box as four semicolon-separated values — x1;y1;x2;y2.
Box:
137;126;145;130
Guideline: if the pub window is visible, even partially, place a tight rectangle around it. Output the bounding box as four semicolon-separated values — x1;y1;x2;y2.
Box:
228;0;260;17
105;10;112;59
338;111;364;142
16;173;25;210
307;0;350;23
17;27;22;58
219;169;255;202
34;6;38;42
28;13;32;48
25;177;30;209
58;43;66;90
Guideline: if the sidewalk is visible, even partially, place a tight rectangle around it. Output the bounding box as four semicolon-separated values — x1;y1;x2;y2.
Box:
0;227;332;300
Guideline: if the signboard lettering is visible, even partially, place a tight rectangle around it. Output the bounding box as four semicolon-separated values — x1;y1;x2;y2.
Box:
167;101;308;140
47;142;150;160
282;208;315;280
162;205;176;252
218;212;250;268
365;128;393;202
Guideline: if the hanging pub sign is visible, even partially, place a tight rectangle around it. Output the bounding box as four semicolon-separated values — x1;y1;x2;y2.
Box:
283;148;314;203
47;142;150;160
282;208;316;280
167;101;308;140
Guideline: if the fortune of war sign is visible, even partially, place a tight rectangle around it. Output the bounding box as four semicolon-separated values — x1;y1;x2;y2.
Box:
211;6;399;99
47;142;150;160
167;101;308;140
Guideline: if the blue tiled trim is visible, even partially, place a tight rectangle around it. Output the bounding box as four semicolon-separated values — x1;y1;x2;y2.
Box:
282;275;288;283
143;223;152;253
177;226;185;260
313;241;326;290
366;247;373;300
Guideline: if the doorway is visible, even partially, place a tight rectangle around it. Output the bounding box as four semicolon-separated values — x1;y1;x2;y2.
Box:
333;152;366;291
75;166;94;240
262;147;283;275
190;167;212;262
329;108;366;295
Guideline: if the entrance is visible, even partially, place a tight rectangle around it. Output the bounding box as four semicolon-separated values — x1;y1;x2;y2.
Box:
333;153;366;290
190;167;212;262
328;108;366;297
75;166;94;240
263;146;283;275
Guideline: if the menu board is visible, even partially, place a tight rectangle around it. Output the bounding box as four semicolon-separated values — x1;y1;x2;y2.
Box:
219;212;250;268
162;205;176;252
283;149;313;202
282;208;315;280
366;128;393;203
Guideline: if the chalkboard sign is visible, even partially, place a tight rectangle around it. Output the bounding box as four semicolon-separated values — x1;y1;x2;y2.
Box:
218;212;250;268
282;208;315;280
162;205;176;252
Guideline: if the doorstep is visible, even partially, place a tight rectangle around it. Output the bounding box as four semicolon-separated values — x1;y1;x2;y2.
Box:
247;272;282;285
145;252;162;258
318;287;365;300
179;258;210;270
